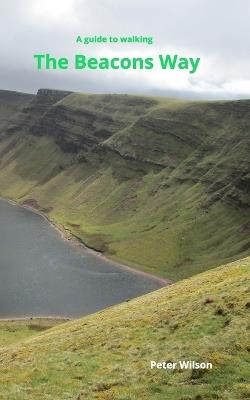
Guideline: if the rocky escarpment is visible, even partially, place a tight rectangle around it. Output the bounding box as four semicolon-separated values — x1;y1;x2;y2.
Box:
28;92;159;158
103;101;250;208
1;89;249;210
0;90;34;135
30;103;115;153
5;88;72;136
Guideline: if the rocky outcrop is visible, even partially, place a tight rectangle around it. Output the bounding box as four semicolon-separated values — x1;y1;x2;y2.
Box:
4;89;72;136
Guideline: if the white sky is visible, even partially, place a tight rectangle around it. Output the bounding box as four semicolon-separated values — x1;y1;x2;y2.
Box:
0;0;249;99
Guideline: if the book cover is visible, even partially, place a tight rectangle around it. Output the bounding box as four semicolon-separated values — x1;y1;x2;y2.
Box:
0;1;249;399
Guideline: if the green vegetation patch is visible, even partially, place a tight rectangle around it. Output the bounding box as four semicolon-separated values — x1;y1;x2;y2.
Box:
0;319;67;348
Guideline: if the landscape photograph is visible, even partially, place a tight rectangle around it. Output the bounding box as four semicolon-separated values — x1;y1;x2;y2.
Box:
0;1;249;399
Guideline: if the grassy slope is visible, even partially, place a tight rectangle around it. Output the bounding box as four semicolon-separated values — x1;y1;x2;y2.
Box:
0;257;249;400
0;319;67;348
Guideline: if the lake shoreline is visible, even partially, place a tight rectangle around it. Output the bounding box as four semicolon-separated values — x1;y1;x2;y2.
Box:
0;316;71;322
0;196;173;287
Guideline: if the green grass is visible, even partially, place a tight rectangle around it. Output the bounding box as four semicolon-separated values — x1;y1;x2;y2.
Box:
0;319;67;347
0;257;249;399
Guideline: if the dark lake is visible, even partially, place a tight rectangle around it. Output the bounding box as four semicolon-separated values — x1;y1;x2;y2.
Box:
0;198;162;318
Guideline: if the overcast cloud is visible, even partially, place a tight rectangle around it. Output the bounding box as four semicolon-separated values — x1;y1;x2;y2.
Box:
0;0;249;99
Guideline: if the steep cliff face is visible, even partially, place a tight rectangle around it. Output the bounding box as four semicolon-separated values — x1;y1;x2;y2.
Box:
9;89;248;208
4;88;72;136
0;89;249;279
30;92;159;155
103;100;250;208
0;89;34;135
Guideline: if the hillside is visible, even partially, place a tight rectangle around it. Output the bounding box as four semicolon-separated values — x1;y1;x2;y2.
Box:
0;257;249;399
0;90;34;133
0;89;249;280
